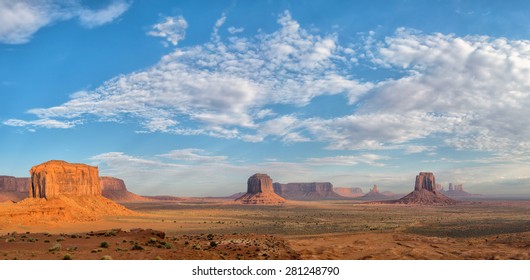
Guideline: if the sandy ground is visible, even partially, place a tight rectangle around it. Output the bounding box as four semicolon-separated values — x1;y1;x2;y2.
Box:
0;199;529;259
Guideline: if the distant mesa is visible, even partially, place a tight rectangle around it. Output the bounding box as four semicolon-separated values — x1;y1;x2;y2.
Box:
334;187;364;198
442;183;475;198
236;173;286;205
386;172;457;205
0;176;30;202
358;184;395;201
100;176;150;202
273;182;343;200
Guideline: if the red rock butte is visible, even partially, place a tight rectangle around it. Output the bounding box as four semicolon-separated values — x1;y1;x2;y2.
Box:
236;174;286;205
30;160;101;199
389;172;456;205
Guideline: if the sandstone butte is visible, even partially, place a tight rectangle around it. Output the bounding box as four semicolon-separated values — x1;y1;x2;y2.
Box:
30;160;102;198
272;182;344;200
388;172;457;205
0;160;134;227
236;173;286;205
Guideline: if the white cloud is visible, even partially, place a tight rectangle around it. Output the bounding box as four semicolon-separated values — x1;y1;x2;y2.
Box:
8;11;530;159
305;154;389;167
78;1;131;28
147;15;188;46
227;26;244;34
9;11;363;142
3;118;79;129
0;0;130;44
158;149;227;163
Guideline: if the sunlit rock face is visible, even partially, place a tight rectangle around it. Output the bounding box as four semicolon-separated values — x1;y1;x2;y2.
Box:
30;160;102;199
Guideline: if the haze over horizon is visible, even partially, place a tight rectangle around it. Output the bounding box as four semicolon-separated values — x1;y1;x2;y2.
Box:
2;0;530;196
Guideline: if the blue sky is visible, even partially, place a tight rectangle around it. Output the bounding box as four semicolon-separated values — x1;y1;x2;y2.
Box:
2;0;530;196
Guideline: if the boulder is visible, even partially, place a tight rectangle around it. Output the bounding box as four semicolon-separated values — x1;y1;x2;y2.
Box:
29;160;101;199
236;174;286;204
273;182;343;200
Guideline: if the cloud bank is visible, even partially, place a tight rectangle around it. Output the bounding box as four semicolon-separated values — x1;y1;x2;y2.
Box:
6;11;530;158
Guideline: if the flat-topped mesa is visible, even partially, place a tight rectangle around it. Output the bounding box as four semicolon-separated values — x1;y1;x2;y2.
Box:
29;160;101;199
273;182;343;200
0;176;30;193
236;173;286;205
100;176;127;191
415;172;436;192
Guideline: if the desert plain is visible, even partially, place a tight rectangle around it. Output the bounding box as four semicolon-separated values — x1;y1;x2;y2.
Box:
1;198;530;260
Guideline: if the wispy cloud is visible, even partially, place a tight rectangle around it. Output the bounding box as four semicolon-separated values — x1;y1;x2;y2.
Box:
6;11;530;158
147;15;188;46
0;0;131;44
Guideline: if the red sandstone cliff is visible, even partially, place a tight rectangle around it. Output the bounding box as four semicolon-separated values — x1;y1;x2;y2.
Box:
236;174;286;204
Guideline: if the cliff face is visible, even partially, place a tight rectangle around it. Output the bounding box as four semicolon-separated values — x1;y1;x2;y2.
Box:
100;176;149;202
273;182;343;200
414;172;436;191
236;174;286;204
29;160;102;199
0;176;30;193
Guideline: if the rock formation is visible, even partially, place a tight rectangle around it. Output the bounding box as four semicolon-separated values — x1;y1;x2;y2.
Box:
387;172;456;205
359;184;394;200
236;174;286;204
30;160;101;199
442;183;473;197
100;176;149;202
273;182;343;200
0;176;30;202
334;187;364;198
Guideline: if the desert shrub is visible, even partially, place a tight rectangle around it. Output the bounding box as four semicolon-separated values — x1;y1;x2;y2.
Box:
207;233;214;240
100;241;109;248
44;240;50;243
210;241;218;247
63;254;72;260
101;255;113;260
164;243;173;249
155;256;163;260
48;243;61;252
56;237;65;242
5;237;15;243
131;243;144;250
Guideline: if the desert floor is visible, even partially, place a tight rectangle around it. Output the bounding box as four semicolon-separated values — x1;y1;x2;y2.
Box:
1;199;529;260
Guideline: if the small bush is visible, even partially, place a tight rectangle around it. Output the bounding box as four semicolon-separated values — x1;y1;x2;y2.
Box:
100;241;109;248
101;255;113;260
44;240;50;243
131;243;144;251
63;254;72;260
164;243;173;249
210;241;218;248
207;234;214;240
5;237;15;243
56;237;65;242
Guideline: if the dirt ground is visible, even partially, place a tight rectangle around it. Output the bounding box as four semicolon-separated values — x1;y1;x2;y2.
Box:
1;199;529;260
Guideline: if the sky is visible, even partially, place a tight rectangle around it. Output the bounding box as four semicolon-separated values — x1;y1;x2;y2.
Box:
2;0;530;196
